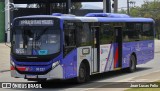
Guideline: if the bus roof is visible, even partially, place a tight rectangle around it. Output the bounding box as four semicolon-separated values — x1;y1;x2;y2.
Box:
14;13;155;23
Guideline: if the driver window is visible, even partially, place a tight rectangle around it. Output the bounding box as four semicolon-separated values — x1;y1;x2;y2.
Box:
65;29;76;46
64;22;76;56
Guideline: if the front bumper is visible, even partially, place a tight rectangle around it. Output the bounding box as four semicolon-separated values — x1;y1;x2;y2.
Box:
11;64;64;80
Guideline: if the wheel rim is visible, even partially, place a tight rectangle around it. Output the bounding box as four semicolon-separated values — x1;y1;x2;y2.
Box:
80;67;85;78
79;66;86;81
131;56;135;70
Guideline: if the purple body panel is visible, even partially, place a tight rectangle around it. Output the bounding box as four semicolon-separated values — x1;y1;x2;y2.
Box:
62;49;77;79
122;40;154;68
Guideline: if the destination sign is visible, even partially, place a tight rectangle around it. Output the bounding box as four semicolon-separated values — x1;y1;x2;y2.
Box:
19;20;54;26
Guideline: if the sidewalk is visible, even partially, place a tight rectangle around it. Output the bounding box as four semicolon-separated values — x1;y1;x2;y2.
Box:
0;40;160;72
155;40;160;53
0;43;10;72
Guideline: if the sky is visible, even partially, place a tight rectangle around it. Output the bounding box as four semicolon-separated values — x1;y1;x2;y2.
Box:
82;0;155;9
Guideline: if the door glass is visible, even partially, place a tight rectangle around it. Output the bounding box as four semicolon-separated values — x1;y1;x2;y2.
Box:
92;27;99;72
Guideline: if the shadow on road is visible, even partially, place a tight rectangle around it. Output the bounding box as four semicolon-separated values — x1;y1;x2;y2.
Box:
89;67;152;82
9;67;152;90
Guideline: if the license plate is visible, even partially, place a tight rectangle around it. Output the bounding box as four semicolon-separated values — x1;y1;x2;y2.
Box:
26;75;37;79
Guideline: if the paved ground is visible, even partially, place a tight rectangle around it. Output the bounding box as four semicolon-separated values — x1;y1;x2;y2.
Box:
0;40;160;91
0;43;10;72
155;40;160;53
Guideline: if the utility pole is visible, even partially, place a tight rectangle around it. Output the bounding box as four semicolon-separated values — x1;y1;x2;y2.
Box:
127;0;130;15
103;0;111;13
66;0;71;14
114;0;118;13
103;0;107;13
5;0;10;42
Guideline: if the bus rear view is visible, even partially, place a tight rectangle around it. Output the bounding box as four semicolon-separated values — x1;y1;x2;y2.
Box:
11;17;62;81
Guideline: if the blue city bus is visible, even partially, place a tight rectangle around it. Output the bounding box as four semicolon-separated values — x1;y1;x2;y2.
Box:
10;13;155;82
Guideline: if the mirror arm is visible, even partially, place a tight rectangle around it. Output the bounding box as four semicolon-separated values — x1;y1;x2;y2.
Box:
5;42;11;48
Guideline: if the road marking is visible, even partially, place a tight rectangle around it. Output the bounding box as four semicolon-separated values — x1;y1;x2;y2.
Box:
155;52;160;53
129;79;148;82
80;69;160;91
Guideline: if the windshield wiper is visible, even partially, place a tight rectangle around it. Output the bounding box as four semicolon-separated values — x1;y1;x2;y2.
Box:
33;27;49;52
35;27;49;41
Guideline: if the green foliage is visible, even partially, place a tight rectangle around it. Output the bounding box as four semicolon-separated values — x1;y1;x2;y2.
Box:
71;3;82;9
129;6;141;17
118;9;127;14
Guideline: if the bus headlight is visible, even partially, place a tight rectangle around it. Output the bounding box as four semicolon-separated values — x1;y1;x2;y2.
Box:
10;61;15;70
11;61;15;67
52;61;60;69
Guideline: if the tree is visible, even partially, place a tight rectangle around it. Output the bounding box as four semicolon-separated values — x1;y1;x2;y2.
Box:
71;2;82;9
118;8;127;14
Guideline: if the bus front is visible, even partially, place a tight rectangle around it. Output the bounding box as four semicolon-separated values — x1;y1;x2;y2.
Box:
10;17;63;81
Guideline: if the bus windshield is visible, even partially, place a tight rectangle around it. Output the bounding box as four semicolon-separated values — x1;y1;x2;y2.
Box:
12;26;60;56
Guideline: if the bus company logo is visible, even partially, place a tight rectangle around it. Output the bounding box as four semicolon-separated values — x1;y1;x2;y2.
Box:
25;67;32;71
2;83;11;88
101;48;109;54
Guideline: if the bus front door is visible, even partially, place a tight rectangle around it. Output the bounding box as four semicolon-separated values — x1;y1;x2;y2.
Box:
115;26;123;68
92;27;100;73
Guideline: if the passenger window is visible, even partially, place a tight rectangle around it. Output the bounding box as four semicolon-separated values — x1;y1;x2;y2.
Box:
76;23;92;46
123;23;142;42
142;23;154;40
100;23;114;44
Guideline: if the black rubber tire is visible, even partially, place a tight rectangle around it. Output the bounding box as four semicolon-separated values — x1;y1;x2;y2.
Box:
127;55;136;72
77;63;90;83
27;78;47;82
37;79;47;82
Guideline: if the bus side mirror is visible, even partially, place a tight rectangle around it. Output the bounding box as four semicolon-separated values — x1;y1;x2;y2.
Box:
1;3;18;12
5;32;7;43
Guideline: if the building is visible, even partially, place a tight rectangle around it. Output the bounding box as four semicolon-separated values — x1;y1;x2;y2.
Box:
3;0;111;42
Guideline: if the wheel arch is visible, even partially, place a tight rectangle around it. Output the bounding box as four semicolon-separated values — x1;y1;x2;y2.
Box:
79;59;91;75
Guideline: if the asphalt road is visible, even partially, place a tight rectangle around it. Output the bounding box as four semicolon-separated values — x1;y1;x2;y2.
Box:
0;52;160;91
0;40;160;91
